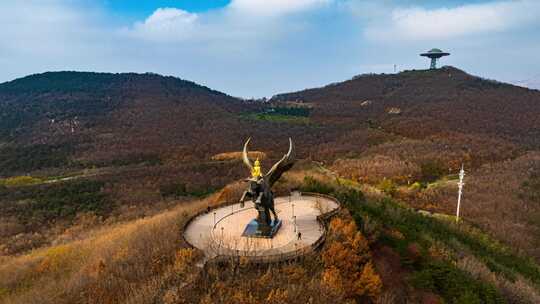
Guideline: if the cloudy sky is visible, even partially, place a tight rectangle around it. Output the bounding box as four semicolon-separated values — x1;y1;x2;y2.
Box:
1;0;539;97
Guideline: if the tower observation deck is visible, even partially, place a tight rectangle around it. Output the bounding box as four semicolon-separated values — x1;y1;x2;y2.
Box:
420;48;450;69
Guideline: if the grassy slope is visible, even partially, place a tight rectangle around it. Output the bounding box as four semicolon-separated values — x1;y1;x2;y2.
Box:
0;198;209;304
300;173;540;303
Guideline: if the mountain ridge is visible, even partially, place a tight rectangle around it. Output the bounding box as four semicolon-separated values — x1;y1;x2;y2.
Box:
272;66;540;148
0;71;233;98
2;66;540;171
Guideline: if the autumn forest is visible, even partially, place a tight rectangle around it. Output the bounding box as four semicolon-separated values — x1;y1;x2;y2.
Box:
1;67;540;303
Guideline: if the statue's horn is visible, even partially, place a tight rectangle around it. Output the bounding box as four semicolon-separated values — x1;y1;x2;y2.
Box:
242;137;253;171
265;138;294;177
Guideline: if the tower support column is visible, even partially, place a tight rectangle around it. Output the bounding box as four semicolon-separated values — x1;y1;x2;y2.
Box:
430;58;437;69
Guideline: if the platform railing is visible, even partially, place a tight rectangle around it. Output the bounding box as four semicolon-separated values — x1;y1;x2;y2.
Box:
180;199;236;251
200;192;342;265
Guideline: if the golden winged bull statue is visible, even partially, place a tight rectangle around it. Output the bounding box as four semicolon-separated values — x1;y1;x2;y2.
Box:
239;138;295;238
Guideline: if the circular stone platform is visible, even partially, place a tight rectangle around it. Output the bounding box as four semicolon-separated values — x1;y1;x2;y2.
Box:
184;193;339;259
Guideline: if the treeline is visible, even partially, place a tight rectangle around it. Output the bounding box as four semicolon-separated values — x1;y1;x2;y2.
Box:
0;71;124;94
159;181;216;198
0;145;162;176
0;179;110;223
267;106;310;117
0;143;74;174
75;153;162;168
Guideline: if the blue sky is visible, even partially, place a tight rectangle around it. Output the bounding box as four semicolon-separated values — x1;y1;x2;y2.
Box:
1;0;539;97
103;0;493;15
103;0;231;18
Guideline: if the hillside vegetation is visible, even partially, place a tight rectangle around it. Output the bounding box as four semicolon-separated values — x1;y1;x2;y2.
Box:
1;68;540;303
2;169;540;303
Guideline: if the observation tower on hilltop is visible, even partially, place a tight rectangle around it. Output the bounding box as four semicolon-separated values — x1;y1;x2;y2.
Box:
420;48;450;69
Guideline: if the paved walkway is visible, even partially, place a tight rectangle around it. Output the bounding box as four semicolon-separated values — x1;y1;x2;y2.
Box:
184;194;339;257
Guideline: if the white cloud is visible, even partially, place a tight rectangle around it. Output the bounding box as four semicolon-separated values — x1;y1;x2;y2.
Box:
0;0;117;81
228;0;330;17
364;0;540;41
122;0;333;49
128;8;198;42
0;1;94;55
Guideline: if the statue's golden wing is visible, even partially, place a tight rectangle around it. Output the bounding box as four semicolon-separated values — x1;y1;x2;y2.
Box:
265;138;295;187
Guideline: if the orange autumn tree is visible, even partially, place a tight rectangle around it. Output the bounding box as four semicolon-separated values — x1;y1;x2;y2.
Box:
321;218;382;300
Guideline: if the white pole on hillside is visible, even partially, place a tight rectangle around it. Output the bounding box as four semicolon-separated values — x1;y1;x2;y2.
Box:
456;164;465;223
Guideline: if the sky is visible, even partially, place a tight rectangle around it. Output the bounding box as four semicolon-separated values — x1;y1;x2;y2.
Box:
1;0;539;97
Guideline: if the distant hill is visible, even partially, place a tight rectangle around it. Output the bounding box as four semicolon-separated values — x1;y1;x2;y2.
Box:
0;71;329;177
0;71;237;142
2;67;540;176
273;66;540;148
0;72;259;164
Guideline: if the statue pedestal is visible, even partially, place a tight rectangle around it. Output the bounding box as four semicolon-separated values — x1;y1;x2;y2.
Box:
242;219;282;238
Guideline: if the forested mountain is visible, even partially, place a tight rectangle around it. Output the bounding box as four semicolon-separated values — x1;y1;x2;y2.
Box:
2;68;539;176
273;66;540;148
0;71;242;153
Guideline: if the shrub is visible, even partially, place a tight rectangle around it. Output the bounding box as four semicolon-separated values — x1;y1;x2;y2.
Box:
273;106;310;117
186;186;216;198
377;178;396;196
410;181;424;190
332;155;421;185
173;248;200;273
300;176;334;195
160;182;187;198
420;161;446;183
36;245;80;275
7;180;111;221
0;143;73;173
1;176;43;187
411;261;504;304
322;218;381;300
78;153;162;168
356;262;382;299
520;167;540;204
0;184;7;196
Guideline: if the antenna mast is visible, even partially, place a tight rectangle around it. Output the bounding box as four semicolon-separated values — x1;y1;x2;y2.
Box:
456;165;465;223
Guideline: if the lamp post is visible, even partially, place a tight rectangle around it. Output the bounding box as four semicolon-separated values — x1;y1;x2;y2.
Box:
221;226;224;247
456;165;465;223
217;226;224;251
